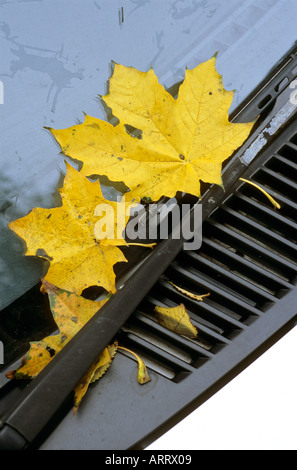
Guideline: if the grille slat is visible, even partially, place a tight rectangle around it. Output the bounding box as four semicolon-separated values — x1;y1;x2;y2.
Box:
124;311;214;357
239;176;297;210
197;237;291;294
143;293;227;335
213;205;297;263
229;191;297;242
180;250;277;306
278;143;297;163
204;218;297;282
266;154;297;180
141;283;245;332
254;167;297;200
118;331;197;382
167;262;263;320
134;311;214;357
159;267;254;325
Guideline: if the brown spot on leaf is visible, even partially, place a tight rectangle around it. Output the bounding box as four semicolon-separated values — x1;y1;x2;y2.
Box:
5;370;16;380
88;122;100;129
46;346;56;358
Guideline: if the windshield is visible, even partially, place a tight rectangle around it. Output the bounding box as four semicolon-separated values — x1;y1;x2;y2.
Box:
1;0;296;310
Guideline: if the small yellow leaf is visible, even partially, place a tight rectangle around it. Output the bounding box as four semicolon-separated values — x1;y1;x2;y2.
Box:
6;280;108;380
154;303;198;339
73;342;118;414
168;281;210;301
118;346;151;384
239;178;281;209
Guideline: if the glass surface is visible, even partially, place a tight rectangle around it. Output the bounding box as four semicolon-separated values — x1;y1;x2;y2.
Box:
1;0;296;310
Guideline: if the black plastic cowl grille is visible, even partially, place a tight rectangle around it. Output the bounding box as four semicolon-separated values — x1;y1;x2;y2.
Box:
117;122;297;383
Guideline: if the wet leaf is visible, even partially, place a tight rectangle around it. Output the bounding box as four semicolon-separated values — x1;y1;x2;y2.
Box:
48;57;254;201
73;341;118;414
6;280;108;380
154;303;198;339
118;346;151;384
8;163;135;295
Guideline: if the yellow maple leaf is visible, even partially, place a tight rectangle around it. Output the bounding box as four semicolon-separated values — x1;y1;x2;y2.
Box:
8;162;135;295
154;303;198;339
48;57;254;201
6;280;108;380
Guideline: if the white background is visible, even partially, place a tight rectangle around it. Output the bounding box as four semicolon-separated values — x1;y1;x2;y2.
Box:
147;325;297;450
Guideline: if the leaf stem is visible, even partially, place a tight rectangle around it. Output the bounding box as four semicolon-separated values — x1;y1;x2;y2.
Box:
117;346;151;384
168;280;210;301
126;242;156;248
239;178;281;209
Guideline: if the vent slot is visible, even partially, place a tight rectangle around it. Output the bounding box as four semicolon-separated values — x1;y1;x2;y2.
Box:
209;205;297;271
204;217;296;282
225;190;297;245
258;94;272;109
265;155;297;183
253;167;297;202
153;275;247;328
274;76;289;92
194;237;290;296
289;134;297;146
179;250;277;307
238;179;297;226
278;143;297;163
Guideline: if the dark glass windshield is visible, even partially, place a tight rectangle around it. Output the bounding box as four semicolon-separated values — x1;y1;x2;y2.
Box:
1;0;296;310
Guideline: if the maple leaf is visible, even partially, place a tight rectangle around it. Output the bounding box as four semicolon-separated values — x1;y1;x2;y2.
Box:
8;162;135;295
6;280;109;380
154;303;198;339
48;56;254;201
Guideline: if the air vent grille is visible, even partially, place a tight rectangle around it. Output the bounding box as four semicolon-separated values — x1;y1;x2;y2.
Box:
118;124;297;382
